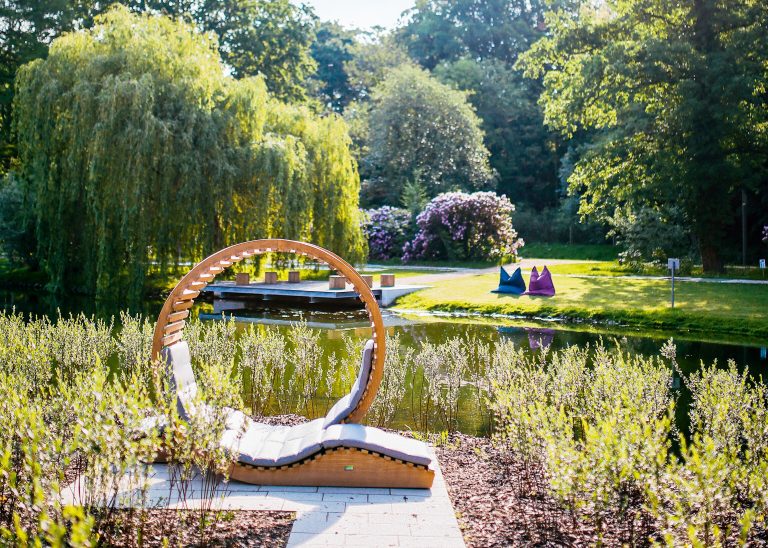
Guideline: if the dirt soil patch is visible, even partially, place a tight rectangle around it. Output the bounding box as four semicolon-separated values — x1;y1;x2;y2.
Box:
435;432;655;547
99;509;294;547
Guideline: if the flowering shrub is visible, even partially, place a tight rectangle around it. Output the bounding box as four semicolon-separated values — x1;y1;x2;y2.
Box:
763;225;767;242
363;206;411;260
403;191;524;262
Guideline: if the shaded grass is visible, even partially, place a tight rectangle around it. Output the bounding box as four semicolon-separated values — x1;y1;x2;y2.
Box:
521;243;619;261
374;257;497;269
395;272;768;339
0;260;48;288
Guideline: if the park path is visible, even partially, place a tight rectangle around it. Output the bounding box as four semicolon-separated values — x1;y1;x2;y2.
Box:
62;449;466;548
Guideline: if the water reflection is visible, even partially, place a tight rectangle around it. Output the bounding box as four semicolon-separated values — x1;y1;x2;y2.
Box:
3;289;767;436
203;307;767;436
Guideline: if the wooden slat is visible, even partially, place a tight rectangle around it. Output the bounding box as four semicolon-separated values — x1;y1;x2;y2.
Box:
228;447;434;488
162;331;183;347
172;300;195;312
151;238;387;412
188;281;207;290
163;320;185;335
178;289;200;300
167;310;189;323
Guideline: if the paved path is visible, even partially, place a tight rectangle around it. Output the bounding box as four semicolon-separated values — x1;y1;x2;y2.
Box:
62;449;465;547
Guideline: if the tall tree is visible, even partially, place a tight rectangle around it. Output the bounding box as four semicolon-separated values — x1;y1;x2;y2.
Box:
194;0;317;102
520;0;768;272
345;30;415;102
13;7;364;299
310;21;355;112
133;0;319;102
395;0;559;209
0;0;94;173
399;0;547;68
435;58;560;209
363;65;495;205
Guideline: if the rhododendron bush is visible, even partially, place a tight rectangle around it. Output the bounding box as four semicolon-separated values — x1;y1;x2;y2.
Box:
363;206;411;260
403;191;523;261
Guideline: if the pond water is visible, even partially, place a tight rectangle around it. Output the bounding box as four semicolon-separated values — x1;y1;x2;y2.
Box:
3;289;767;436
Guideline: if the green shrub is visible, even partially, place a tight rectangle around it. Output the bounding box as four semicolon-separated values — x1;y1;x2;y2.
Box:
491;340;768;545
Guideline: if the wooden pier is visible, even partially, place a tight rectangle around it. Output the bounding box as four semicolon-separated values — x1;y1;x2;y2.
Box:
202;280;426;311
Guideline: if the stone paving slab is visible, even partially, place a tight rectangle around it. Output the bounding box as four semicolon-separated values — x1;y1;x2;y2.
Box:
62;449;465;547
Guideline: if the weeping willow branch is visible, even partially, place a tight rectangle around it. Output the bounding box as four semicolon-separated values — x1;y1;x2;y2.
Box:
13;6;365;300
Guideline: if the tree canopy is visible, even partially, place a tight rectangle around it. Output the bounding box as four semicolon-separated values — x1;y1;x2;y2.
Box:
13;6;364;299
310;21;356;112
399;0;547;69
190;0;317;102
362;65;495;205
435;57;559;209
520;0;768;271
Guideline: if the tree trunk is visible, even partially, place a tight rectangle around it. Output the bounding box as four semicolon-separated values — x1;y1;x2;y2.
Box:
700;240;724;273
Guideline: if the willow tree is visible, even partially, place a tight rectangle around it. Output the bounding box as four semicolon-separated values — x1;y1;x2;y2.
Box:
14;6;364;299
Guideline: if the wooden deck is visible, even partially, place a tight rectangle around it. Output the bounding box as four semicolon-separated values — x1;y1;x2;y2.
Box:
203;280;426;309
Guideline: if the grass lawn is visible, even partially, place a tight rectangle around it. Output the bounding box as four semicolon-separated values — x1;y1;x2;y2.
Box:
395;271;768;339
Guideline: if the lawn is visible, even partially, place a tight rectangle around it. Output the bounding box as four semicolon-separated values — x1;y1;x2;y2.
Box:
395;271;768;339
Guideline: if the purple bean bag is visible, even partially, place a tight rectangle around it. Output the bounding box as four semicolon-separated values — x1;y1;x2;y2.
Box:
525;327;555;349
525;266;555;297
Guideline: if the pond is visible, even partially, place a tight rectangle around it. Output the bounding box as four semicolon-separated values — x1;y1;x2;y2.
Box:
2;289;767;436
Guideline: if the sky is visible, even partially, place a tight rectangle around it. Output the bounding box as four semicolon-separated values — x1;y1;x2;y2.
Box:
301;0;416;30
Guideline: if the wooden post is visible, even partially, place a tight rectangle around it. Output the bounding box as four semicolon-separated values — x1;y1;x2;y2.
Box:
361;275;373;288
329;275;346;289
380;274;396;287
235;273;250;286
264;271;278;284
288;270;300;283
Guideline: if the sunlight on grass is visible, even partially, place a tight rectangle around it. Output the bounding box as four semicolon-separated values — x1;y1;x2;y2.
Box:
396;273;768;337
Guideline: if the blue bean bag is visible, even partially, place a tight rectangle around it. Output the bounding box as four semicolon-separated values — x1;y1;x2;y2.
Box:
491;266;526;295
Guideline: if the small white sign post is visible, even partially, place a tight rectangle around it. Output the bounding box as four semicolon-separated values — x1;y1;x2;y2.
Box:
668;258;680;308
760;259;766;279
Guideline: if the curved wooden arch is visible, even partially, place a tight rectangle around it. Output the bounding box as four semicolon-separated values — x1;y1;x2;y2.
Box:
152;239;385;424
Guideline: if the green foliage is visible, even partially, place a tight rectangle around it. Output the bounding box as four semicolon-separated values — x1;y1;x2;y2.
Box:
401;176;429;221
0;310;249;545
310;21;356;112
491;340;768;544
513;198;608;246
399;0;547;69
345;31;416;102
519;0;768;272
363;65;495;204
0;172;35;263
609;205;696;267
434;58;560;209
191;0;317;102
13;7;364;300
0;0;94;173
519;243;618;261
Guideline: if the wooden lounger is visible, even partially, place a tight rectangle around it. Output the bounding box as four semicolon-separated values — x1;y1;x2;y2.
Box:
153;239;435;488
